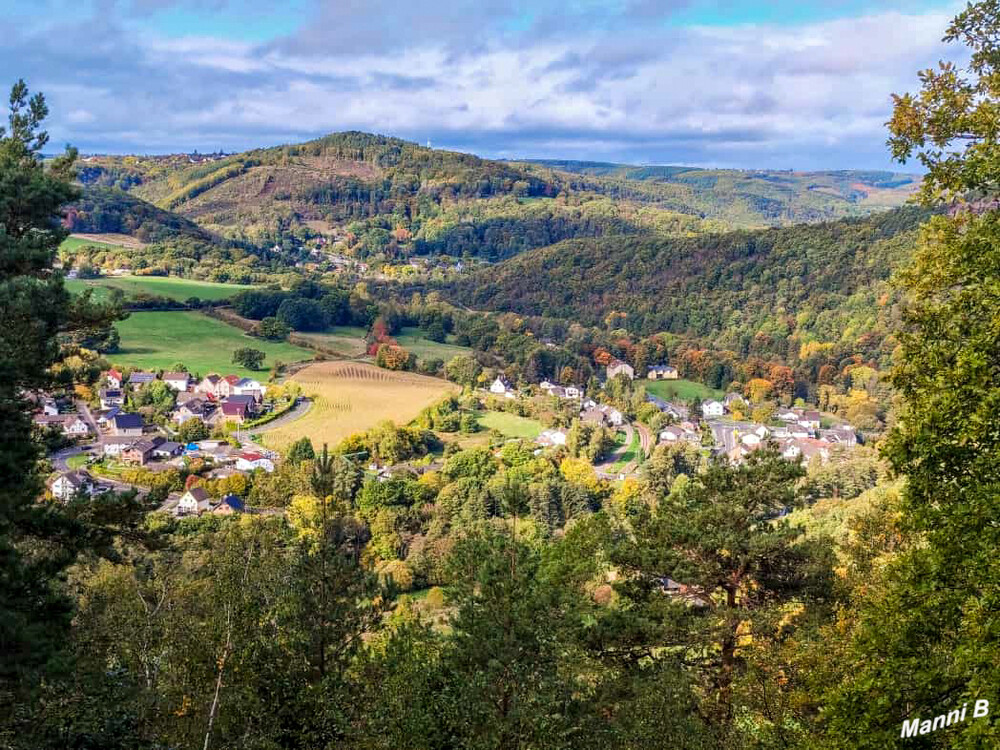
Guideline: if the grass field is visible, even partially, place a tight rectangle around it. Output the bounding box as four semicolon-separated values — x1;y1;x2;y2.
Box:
395;327;472;361
259;361;458;449
611;430;642;473
644;378;723;402
292;326;370;357
66;275;255;302
66;453;91;470
60;235;134;252
477;411;543;439
112;311;314;377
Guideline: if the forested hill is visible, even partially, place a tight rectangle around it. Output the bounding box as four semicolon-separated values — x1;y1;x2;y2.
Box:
64;185;219;245
75;132;918;259
522;159;919;227
443;205;931;358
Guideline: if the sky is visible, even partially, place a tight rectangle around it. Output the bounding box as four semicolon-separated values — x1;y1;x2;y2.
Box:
0;0;966;170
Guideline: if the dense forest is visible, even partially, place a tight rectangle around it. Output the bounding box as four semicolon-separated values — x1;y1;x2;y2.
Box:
443;206;930;365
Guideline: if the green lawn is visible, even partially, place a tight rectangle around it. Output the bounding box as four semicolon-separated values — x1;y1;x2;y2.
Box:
112;311;314;377
66;453;91;470
396;327;472;361
477;411;543;439
644;378;723;402
611;430;641;473
66;275;255;302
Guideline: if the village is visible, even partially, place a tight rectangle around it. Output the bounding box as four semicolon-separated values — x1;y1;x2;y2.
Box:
36;366;284;515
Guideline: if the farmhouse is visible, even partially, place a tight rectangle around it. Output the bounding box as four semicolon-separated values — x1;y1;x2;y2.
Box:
112;413;145;436
607;358;634;380
50;470;94;500
647;365;678;380
162;372;191;391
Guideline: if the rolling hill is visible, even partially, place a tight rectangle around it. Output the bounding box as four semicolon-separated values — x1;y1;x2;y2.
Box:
442;205;931;363
75;133;920;262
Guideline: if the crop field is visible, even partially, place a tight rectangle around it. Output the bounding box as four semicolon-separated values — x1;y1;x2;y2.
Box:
644;378;723;402
66;275;255;302
260;361;458;449
112;311;314;376
477;411;543;439
60;234;139;252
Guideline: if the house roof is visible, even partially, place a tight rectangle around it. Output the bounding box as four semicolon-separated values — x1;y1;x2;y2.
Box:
218;494;245;512
155;441;182;453
221;401;249;416
184;487;210;502
129;372;156;383
57;470;92;488
99;388;121;398
106;368;122;379
163;372;189;381
202;374;221;384
225;394;255;405
238;451;265;461
112;413;144;429
223;375;240;385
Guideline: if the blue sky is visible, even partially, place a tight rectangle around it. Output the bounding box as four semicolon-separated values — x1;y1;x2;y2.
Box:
1;0;963;169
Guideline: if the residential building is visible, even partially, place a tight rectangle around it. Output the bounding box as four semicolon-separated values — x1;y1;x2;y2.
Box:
102;438;135;457
701;400;725;418
233;377;266;400
581;408;607;426
41;398;59;416
152;441;183;459
211;494;245;515
121;436;165;466
128;371;156;388
606;358;635;380
111;413;144;436
174;398;215;424
490;375;513;395
63;416;91;437
176;487;212;516
647;365;678;380
235;452;275;473
217;375;241;399
105;368;123;389
50;470;94;500
599;404;625;426
535;428;568;447
798;411;822;430
197;374;222;397
162;372;191;391
99;388;123;409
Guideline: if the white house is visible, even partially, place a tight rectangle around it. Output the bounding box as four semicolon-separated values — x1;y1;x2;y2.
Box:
176;487;212;516
41;399;59;416
162;372;191;392
51;470;94;500
233;377;266;400
235;452;275;473
564;386;582;399
102;438;135;457
599;405;625;427
105;369;123;389
490;375;513;395
536;428;568;448
701;400;725;418
63;416;91;437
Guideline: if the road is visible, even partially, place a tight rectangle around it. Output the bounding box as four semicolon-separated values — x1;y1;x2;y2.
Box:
250;397;313;434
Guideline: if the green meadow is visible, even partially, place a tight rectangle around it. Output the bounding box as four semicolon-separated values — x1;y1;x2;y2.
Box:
111;311;314;377
395;327;473;361
477;411;543;439
66;275;255;302
644;378;723;402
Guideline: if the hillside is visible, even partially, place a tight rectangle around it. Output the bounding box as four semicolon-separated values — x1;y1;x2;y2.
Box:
523;159;919;227
444;205;931;361
63;185;219;245
77;133;918;260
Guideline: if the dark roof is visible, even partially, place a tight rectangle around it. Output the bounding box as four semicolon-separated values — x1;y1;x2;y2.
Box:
221;401;249;416
225;394;255;406
129;372;156;383
218;494;245;512
112;413;144;429
185;487;209;502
